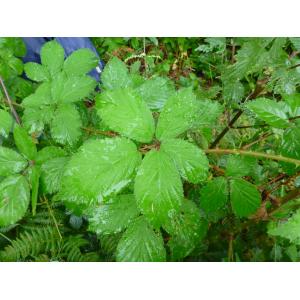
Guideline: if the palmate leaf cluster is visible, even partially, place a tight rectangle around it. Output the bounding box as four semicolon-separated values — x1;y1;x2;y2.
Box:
1;38;300;262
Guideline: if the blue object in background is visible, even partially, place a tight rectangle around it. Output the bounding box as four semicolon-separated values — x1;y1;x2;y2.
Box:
22;37;104;82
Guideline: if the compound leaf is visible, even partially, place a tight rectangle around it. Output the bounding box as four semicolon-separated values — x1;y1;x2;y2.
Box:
24;62;50;82
88;194;140;235
63;48;99;76
161;138;209;183
116;217;166;262
0;175;30;227
230;178;261;218
96;89;155;143
134;149;183;227
0;147;27;176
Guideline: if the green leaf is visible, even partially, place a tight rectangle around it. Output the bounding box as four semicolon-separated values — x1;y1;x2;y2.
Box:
290;38;300;51
0;110;13;138
156;88;198;140
63;48;99;76
223;80;245;103
24;62;50;82
200;177;228;213
61;137;141;212
13;125;37;160
58;75;96;103
101;57;132;90
193;99;223;127
28;166;40;216
50;104;82;145
163;200;208;261
116;217;166;262
0;147;27;176
268;209;300;243
230;178;261;217
96;89;155;143
134;149;183;227
40;156;69;194
284;94;300;115
0;175;30;227
136;77;175;110
225;155;256;178
40;41;65;76
246;98;290;128
88;194;140;235
36;146;67;165
161;138;209;183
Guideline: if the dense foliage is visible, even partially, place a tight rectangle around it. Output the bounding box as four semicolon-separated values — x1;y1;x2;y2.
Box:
0;37;300;262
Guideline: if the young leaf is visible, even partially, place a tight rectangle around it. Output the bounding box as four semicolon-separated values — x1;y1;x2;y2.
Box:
88;194;140;235
0;147;28;176
246;98;290;128
116;217;166;262
101;57;132;90
50;104;82;145
96;89;155;143
0;175;30;227
61;137;141;212
13;125;37;160
200;177;228;213
156;88;198;140
134;149;183;227
268;209;300;243
0;109;13;138
161;138;209;183
230;178;261;218
163;200;208;261
135;77;175;110
24;62;50;82
63;48;99;76
40;40;65;76
40;156;69;194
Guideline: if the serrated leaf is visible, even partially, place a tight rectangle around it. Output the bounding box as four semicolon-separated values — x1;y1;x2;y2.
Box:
246;98;290;128
225;155;256;178
63;48;99;76
194;99;223;127
22;82;53;107
230;178;261;217
200;177;228;213
41;156;69;194
116;217;166;262
24;62;50;82
50;104;82;145
163;200;208;261
290;38;300;51
223;80;245;103
13;125;37;160
0;147;27;176
134;149;183;227
161;138;209;183
156;88;198;140
101;57;132;90
36;146;67;165
88;194;140;235
61;137;141;212
58;75;96;103
96;89;155;143
0;175;30;227
0;110;13;138
268;209;300;243
40;40;65;77
136;77;175;110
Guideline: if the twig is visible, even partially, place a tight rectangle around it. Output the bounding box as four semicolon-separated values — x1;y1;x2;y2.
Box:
82;127;118;137
0;232;13;243
209;78;268;148
205;148;300;166
241;132;273;150
0;76;21;125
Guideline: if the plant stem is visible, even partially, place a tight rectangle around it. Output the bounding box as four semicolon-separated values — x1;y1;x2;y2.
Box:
0;76;21;125
205;148;300;166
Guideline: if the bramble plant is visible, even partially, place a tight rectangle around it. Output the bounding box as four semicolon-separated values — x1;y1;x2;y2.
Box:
0;37;300;262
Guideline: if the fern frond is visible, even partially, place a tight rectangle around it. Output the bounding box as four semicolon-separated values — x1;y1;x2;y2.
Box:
0;226;62;262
